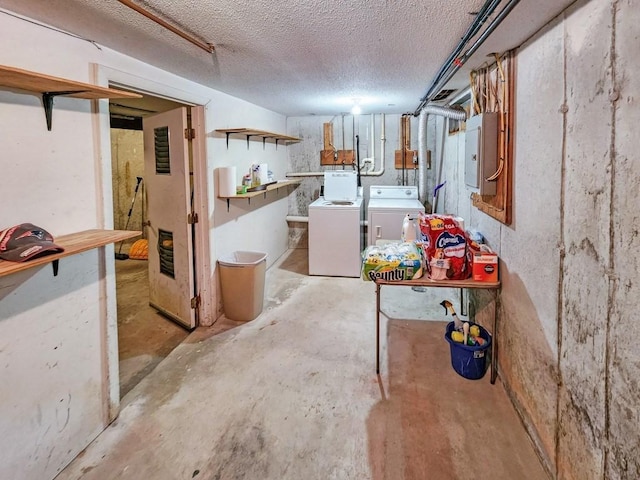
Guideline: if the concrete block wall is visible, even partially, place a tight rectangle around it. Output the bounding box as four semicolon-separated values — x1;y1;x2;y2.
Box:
607;1;640;478
441;1;639;478
285;114;432;248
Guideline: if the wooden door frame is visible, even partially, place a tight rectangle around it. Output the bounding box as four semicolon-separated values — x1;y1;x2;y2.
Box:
92;64;213;422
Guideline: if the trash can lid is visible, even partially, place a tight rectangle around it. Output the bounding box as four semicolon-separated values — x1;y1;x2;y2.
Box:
218;250;267;266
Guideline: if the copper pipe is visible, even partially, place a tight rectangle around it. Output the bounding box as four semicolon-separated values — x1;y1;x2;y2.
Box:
116;0;214;53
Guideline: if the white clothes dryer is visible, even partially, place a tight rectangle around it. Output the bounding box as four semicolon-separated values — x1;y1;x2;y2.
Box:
367;185;425;246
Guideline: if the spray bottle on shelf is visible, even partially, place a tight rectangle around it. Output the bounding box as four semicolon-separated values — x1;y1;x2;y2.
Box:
401;214;418;242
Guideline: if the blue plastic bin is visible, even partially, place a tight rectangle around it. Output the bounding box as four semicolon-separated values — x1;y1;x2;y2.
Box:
444;321;492;380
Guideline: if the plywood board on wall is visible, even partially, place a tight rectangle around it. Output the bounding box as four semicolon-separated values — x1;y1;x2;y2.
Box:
322;150;354;166
394;149;418;169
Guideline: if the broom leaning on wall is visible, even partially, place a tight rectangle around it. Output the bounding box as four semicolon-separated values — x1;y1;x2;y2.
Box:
115;176;146;260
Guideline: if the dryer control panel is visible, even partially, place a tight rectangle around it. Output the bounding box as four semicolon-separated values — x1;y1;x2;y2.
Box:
369;185;419;200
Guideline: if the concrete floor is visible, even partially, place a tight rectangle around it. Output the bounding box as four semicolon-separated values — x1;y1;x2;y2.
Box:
115;259;190;397
58;248;548;480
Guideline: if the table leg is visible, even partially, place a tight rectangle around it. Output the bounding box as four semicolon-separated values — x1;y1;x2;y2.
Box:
491;289;497;384
376;283;381;374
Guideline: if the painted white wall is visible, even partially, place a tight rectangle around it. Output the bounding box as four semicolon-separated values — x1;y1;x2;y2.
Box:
0;11;291;480
210;104;290;266
0;252;104;479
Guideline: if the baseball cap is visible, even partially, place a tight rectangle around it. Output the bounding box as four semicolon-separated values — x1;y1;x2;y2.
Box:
0;223;64;262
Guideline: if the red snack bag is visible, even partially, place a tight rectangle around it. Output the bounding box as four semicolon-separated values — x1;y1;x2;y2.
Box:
417;213;470;280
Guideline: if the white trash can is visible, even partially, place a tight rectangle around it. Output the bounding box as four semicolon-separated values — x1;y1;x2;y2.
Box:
218;251;267;321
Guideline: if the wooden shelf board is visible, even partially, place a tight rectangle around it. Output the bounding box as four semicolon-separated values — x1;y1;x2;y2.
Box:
0;65;141;100
214;128;300;143
218;179;301;199
0;229;141;277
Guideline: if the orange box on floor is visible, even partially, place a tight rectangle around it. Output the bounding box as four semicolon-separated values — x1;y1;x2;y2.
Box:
471;246;499;282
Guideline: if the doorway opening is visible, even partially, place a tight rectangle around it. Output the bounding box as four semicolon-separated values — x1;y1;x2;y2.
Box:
109;94;191;398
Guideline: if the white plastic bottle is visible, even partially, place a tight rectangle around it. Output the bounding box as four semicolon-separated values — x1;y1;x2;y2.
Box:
401;214;417;242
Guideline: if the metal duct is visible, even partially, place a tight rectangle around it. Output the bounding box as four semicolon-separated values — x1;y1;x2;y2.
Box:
418;110;429;204
418;106;467;204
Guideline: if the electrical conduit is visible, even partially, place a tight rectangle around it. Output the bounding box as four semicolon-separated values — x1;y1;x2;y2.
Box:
414;0;521;113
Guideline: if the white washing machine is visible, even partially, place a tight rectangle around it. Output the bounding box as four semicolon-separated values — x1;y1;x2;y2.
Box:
367;185;425;246
308;171;363;277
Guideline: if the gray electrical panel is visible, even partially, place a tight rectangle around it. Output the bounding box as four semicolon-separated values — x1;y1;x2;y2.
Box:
465;113;498;195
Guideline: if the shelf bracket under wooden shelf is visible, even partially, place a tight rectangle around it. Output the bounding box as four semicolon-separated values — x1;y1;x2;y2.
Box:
220;179;301;212
0;229;141;279
216;129;300;149
0;65;142;131
42;90;89;131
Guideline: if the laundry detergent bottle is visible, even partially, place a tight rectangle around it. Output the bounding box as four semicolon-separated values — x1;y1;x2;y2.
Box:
401;214;418;242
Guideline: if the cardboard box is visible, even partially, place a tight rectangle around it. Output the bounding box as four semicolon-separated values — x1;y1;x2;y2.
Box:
472;247;499;282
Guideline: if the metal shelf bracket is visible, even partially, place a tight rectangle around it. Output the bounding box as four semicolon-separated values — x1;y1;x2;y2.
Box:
42;90;88;131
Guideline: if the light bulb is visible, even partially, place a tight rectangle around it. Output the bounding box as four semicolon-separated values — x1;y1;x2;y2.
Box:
351;104;362;115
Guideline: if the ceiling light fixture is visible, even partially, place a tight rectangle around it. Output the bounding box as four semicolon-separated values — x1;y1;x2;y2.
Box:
351;99;362;115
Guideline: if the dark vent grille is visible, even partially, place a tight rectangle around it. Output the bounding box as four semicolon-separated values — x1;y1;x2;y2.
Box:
158;229;175;278
154;126;170;174
432;89;456;102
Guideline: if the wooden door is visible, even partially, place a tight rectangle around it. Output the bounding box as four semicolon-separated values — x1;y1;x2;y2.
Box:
143;107;196;329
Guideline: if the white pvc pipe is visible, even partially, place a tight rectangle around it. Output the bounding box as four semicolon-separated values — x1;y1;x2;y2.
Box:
285;215;309;223
361;114;375;172
286;113;387;178
363;113;386;176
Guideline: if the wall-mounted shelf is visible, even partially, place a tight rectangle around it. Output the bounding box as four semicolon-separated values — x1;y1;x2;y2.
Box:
214;128;301;149
218;179;301;211
0;65;142;130
0;229;141;278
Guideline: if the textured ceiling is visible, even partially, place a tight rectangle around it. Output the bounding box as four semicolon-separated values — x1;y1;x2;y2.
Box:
1;0;577;115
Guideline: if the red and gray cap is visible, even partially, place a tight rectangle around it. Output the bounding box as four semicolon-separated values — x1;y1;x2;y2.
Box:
0;223;64;262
